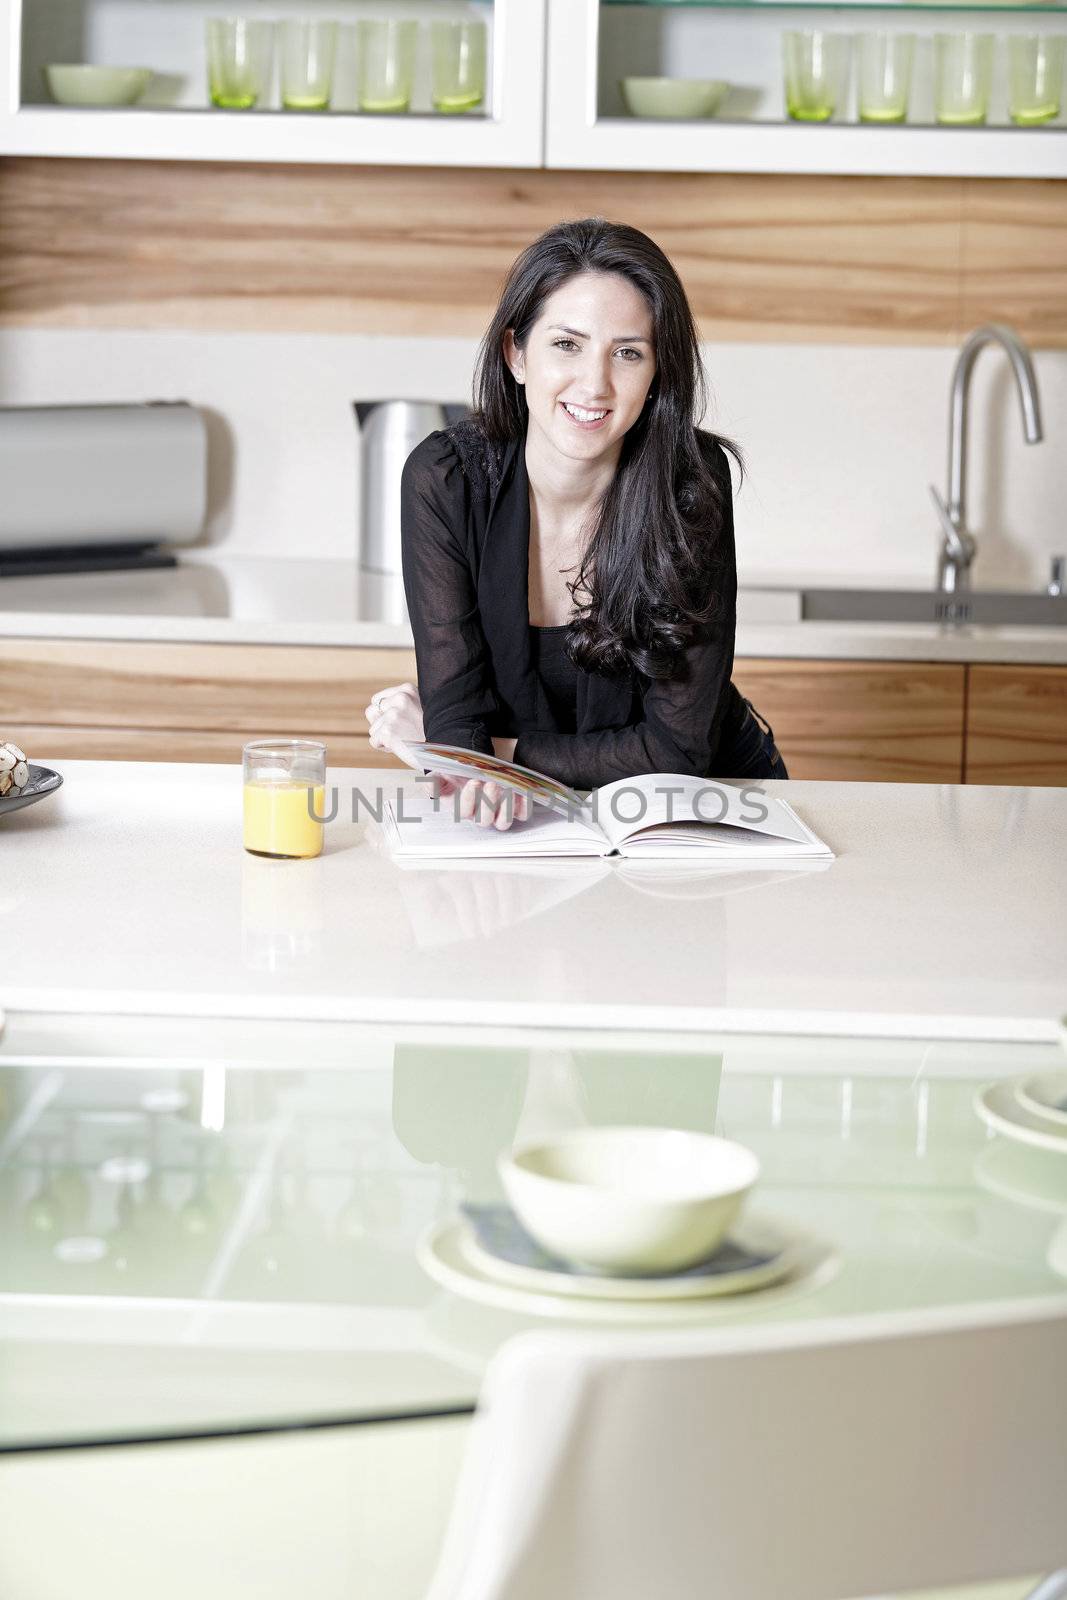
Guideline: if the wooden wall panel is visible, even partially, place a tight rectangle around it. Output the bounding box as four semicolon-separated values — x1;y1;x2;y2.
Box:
959;181;1067;351
965;664;1067;786
2;157;1064;345
735;659;966;782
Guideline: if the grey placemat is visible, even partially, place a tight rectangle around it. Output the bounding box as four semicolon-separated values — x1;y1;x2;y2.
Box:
462;1203;778;1281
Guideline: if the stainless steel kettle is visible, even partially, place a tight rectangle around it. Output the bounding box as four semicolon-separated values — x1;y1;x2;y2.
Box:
355;400;465;577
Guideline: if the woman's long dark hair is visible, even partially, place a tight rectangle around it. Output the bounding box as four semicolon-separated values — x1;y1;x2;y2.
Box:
473;217;741;681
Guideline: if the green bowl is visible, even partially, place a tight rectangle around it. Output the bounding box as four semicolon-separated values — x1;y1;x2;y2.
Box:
44;65;153;107
620;76;728;120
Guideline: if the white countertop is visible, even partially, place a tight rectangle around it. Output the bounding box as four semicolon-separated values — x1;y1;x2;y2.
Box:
2;554;1066;663
3;761;1065;1040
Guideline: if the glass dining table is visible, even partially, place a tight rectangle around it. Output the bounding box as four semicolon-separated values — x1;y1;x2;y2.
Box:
2;1009;1065;1460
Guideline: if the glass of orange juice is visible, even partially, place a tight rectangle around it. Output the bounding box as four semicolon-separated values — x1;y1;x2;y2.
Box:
243;739;327;859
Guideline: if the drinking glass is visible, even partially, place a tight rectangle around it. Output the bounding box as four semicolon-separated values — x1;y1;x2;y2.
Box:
206;18;274;110
1008;35;1063;126
934;33;993;126
358;19;418;113
857;32;914;124
431;19;487;113
783;32;850;123
280;19;337;111
243;739;327;859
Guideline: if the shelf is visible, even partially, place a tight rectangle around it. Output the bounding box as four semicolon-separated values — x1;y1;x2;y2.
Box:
549;116;1067;173
602;0;1067;10
0;104;529;165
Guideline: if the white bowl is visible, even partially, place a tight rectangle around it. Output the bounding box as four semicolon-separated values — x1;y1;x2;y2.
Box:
44;65;153;107
1016;1070;1067;1128
498;1126;759;1275
620;76;728;120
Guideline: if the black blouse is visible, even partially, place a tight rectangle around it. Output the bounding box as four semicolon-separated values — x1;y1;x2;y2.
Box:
400;419;746;791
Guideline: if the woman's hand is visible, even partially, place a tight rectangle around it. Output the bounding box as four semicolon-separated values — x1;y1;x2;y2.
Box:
445;738;526;827
365;682;529;830
446;779;530;832
365;682;424;751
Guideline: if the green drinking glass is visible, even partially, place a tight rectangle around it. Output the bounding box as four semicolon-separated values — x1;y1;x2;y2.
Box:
783;31;850;123
206;17;274;111
358;19;418;114
934;33;993;127
281;19;337;112
431;20;487;114
1009;35;1063;127
857;32;915;125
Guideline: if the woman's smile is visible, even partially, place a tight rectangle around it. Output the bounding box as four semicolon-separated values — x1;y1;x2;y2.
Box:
560;401;612;430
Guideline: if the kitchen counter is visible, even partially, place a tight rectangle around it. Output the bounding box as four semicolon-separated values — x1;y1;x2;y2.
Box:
2;554;1067;663
3;761;1065;1040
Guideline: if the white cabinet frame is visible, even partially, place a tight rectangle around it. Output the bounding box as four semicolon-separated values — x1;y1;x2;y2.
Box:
0;0;546;165
546;0;1067;178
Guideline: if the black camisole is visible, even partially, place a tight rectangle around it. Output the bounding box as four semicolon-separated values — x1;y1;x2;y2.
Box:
528;624;579;734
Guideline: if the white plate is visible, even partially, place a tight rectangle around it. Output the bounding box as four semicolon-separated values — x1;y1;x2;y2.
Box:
1015;1072;1067;1130
975;1081;1067;1155
459;1211;796;1302
417;1216;837;1323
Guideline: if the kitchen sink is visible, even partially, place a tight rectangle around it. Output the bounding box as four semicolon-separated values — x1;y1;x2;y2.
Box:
799;588;1067;628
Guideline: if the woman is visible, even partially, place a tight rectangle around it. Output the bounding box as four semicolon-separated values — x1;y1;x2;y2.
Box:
366;218;786;830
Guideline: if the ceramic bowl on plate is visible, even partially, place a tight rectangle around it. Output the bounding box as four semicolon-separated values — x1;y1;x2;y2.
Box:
44;65;154;107
620;76;728;119
498;1126;759;1275
975;1080;1067;1155
1016;1071;1067;1129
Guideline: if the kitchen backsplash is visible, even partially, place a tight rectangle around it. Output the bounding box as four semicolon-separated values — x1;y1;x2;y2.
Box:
0;326;1063;588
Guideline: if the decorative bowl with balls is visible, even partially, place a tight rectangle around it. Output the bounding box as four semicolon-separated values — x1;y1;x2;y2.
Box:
0;742;64;816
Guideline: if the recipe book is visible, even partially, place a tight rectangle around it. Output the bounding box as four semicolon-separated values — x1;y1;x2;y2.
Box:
383;741;834;863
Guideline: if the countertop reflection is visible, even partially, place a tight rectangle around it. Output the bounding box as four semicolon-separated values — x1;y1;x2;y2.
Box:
1;1013;1064;1453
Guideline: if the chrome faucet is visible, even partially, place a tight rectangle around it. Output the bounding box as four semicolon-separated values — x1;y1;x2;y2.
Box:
930;323;1043;595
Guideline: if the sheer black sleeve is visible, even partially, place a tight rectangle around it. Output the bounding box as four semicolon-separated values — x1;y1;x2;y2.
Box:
513;441;738;790
400;433;496;756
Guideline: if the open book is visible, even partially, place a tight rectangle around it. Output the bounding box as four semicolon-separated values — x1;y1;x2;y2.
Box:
383;741;834;863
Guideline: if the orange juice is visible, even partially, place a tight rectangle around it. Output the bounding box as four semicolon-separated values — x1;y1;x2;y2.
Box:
243;780;325;858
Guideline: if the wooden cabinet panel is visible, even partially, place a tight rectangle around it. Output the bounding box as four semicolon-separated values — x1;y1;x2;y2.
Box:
1;638;973;781
965;665;1067;786
734;660;966;782
0;640;418;765
2;724;399;767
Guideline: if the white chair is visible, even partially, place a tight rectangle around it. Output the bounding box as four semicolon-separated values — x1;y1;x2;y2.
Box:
426;1301;1067;1600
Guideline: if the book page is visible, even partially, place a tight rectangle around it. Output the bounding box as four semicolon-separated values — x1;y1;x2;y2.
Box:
589;773;832;856
382;794;609;860
392;740;590;820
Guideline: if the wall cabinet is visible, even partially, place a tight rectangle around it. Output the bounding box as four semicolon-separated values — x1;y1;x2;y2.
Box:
11;638;1055;785
0;0;546;166
1;0;1063;175
548;0;1067;178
